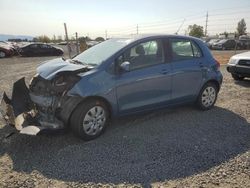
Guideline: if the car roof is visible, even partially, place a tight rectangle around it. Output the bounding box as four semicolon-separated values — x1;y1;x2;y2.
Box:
119;34;200;40
114;34;203;42
21;43;52;48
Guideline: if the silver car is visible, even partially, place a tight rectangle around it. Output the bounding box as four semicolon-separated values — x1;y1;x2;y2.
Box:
227;51;250;80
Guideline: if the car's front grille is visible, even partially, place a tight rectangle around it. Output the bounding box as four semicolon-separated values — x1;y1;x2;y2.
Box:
238;60;250;66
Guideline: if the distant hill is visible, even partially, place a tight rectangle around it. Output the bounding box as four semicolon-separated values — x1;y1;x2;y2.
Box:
0;34;33;41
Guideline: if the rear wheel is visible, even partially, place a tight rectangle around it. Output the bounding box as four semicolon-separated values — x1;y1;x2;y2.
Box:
0;51;6;58
231;74;244;81
57;51;63;56
197;82;218;110
70;99;110;140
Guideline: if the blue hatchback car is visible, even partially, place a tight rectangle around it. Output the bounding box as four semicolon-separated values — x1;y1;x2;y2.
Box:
1;35;222;140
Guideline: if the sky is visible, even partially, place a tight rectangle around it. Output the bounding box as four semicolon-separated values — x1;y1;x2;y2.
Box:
1;0;250;39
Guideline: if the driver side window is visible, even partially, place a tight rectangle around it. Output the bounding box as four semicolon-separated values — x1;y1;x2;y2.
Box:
117;40;164;71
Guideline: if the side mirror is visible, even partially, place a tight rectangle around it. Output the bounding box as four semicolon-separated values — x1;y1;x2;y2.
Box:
120;61;130;72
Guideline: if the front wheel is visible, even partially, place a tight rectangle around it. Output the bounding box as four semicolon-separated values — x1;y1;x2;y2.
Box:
197;83;218;110
70;99;110;141
0;51;6;58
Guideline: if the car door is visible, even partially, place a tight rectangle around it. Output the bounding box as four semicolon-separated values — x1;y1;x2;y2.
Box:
115;39;172;114
26;44;39;56
169;38;203;102
33;44;45;56
39;44;51;56
230;40;236;49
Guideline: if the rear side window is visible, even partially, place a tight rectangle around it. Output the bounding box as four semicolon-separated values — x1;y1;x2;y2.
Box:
41;44;52;48
170;38;202;61
30;44;38;49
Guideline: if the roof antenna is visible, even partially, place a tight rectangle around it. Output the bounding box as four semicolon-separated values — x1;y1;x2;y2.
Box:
175;19;186;35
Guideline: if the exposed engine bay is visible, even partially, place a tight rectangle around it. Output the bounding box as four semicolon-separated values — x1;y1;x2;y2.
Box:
0;58;92;135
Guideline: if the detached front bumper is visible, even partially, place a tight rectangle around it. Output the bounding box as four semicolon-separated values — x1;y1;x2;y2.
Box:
0;78;62;135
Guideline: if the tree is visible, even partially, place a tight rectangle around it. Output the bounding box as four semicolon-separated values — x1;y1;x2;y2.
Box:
188;24;204;38
37;35;51;43
95;37;105;42
78;36;92;42
237;18;247;36
223;31;229;39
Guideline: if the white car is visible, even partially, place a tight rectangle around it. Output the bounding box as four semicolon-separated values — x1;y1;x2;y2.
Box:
227;51;250;80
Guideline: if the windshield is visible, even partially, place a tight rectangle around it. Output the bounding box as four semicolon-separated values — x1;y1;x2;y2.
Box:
73;38;134;66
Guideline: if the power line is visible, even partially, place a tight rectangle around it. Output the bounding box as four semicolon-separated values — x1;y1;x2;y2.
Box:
76;6;250;39
210;10;250;17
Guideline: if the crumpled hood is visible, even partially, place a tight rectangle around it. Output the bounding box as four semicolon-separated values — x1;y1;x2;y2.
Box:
37;58;86;80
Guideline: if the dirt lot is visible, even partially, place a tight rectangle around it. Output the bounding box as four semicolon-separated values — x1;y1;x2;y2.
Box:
212;50;248;64
0;51;249;188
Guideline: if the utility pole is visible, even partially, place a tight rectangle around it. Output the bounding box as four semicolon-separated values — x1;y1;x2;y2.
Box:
64;23;71;58
105;30;107;40
205;11;208;37
75;32;79;55
136;24;139;35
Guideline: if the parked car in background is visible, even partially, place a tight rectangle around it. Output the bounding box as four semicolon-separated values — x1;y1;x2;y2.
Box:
227;51;250;80
0;45;14;58
206;39;220;49
1;35;222;140
239;39;250;50
19;43;64;57
86;40;99;48
212;39;237;50
57;41;67;45
0;41;10;47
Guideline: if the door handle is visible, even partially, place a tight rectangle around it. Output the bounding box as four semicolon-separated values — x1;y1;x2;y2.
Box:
199;62;205;68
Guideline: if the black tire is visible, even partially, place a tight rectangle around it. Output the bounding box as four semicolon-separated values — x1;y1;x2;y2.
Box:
0;51;6;58
196;82;218;111
57;51;63;56
231;74;244;81
70;99;110;141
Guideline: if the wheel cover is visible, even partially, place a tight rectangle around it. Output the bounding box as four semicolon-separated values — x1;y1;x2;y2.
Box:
201;86;216;107
82;106;106;136
0;51;5;58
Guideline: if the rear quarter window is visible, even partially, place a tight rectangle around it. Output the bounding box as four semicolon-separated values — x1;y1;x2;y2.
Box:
170;38;202;61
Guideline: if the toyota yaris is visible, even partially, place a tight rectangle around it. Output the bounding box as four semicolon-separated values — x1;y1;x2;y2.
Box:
1;35;223;140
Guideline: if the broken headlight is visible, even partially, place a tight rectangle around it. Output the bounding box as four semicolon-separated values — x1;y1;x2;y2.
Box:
54;76;68;87
29;74;81;95
52;74;81;93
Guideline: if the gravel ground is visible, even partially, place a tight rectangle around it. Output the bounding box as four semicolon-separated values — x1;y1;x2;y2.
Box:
0;54;249;188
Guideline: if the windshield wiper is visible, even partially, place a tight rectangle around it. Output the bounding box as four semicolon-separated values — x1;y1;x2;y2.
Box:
70;59;85;65
69;59;97;67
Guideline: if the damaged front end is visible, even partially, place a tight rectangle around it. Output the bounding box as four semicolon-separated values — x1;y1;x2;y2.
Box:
0;65;88;135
